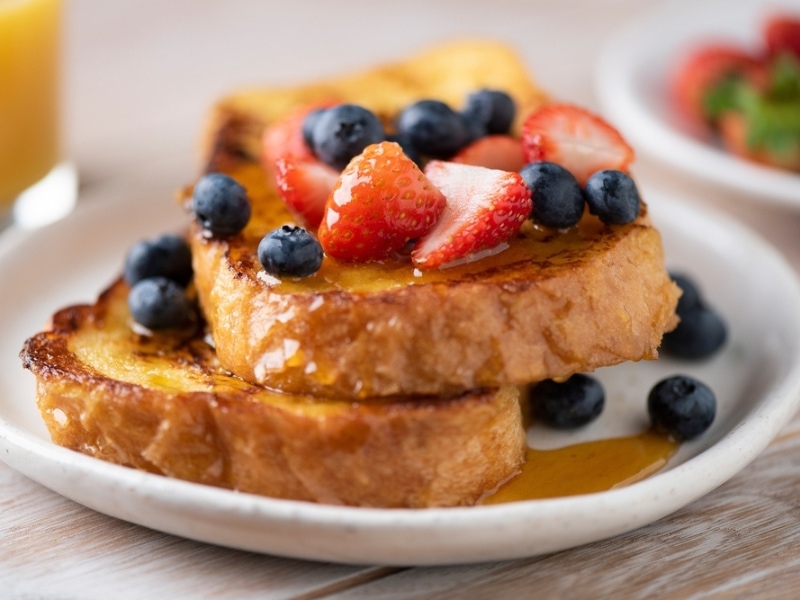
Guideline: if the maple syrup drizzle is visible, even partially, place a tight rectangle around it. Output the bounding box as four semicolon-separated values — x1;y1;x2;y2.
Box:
482;429;679;504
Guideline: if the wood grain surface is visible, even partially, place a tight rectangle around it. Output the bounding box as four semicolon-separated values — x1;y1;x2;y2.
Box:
3;0;800;597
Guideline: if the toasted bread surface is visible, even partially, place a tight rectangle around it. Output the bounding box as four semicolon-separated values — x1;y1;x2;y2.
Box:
189;41;680;398
20;279;525;508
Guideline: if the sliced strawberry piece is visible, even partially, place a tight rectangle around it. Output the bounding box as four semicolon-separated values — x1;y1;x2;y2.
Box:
318;141;446;262
520;104;634;186
451;135;526;171
412;161;532;270
274;156;340;228
262;100;340;227
764;14;800;59
671;44;764;126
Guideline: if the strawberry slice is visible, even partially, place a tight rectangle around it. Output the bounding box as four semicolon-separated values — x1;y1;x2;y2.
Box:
412;161;532;270
520;104;634;186
451;135;526;171
262;100;340;227
671;44;764;126
318;141;446;262
764;14;800;59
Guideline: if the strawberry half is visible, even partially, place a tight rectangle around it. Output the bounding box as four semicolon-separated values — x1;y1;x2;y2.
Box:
451;135;526;172
520;104;634;185
318;141;446;262
671;44;764;126
412;161;532;270
262;100;340;227
764;14;800;59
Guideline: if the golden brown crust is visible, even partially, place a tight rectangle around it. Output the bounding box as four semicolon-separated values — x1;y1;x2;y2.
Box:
20;280;525;507
188;40;679;398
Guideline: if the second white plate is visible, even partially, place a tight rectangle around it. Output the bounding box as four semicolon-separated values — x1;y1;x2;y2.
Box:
595;0;800;208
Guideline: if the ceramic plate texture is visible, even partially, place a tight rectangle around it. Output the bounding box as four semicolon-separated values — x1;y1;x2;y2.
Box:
2;187;800;566
595;0;800;208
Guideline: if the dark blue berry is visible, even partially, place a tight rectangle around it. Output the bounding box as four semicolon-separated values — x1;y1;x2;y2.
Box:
258;225;323;278
395;99;470;159
648;375;716;440
669;272;703;314
386;132;422;165
519;161;585;229
530;374;605;429
311;104;385;170
128;277;192;330
124;234;193;288
584;170;641;225
192;173;251;236
302;107;328;151
661;306;727;360
462;89;516;135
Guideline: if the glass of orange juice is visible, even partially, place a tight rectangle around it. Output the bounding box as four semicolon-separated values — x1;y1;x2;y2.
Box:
0;0;76;229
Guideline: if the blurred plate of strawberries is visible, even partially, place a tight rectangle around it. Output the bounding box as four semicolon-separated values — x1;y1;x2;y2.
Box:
595;0;800;208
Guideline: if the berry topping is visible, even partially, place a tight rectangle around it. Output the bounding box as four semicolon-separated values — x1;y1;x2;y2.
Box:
462;89;516;135
583;169;641;225
648;375;716;440
521;103;635;185
395;99;470;159
124;234;193;288
273;156;339;229
451;135;526;172
258;225;323;278
318;141;446;262
530;374;605;429
309;104;386;170
412;161;532;269
263;102;341;228
661;272;727;360
192;173;251;236
302;107;329;150
519;161;585;229
128;277;192;330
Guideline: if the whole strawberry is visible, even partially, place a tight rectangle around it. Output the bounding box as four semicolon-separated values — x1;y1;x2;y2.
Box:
318;141;446;262
412;161;532;269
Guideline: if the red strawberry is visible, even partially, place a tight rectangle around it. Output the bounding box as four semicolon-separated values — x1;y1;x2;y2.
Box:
412;161;531;270
718;112;800;171
520;104;634;186
262;100;339;227
451;135;526;171
318;141;446;262
764;14;800;59
671;45;765;126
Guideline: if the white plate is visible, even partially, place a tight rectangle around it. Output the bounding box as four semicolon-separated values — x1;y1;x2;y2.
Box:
2;187;800;566
595;0;800;208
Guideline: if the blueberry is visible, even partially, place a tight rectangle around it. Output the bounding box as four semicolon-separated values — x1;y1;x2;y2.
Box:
192;173;251;236
648;375;716;440
128;277;192;330
462;89;516;135
258;225;323;278
669;271;703;314
302;107;328;151
386;132;422;165
124;234;193;288
519;161;585;229
661;306;727;360
395;99;470;159
583;170;641;225
530;374;605;429
311;104;385;170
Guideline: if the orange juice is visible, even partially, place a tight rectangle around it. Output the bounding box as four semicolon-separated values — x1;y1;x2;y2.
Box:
0;0;61;208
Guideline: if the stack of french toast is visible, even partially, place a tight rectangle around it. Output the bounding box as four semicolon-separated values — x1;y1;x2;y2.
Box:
20;41;679;508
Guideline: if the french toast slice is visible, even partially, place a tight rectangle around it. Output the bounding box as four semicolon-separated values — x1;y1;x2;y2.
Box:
189;41;680;399
20;279;525;508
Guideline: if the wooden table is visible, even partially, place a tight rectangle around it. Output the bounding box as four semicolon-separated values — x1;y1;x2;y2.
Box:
3;1;800;597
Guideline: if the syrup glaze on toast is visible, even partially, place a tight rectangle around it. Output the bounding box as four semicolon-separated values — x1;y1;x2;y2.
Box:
21;279;526;508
